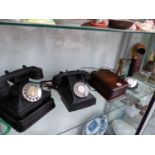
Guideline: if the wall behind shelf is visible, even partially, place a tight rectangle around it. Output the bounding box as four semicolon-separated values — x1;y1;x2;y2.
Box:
0;26;152;134
0;26;151;77
0;26;124;77
143;34;155;66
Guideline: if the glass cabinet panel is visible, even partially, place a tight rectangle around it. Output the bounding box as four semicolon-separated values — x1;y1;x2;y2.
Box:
0;20;155;135
105;80;154;135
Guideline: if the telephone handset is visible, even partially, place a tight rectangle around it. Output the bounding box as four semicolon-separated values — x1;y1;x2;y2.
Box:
0;65;43;99
53;70;96;112
53;70;90;97
0;66;55;132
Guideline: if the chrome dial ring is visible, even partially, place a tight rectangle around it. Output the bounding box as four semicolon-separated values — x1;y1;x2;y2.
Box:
22;83;42;102
73;82;89;98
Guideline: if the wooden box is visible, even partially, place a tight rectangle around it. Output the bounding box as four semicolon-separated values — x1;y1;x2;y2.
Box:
90;69;128;101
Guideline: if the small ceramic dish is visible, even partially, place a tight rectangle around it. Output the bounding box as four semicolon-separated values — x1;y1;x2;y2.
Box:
82;20;109;28
82;115;108;135
125;77;138;89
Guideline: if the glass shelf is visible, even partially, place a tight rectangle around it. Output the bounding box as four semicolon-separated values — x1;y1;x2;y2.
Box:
2;79;154;135
58;83;154;135
105;79;154;112
58;79;154;135
0;20;155;34
134;72;155;89
104;80;154;135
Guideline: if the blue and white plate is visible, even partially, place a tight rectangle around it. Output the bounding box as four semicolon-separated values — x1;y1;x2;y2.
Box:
83;115;108;135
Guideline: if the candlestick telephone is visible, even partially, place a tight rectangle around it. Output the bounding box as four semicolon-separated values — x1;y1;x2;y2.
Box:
0;66;55;132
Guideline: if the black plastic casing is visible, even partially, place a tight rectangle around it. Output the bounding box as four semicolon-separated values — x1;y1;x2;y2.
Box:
0;66;55;132
53;70;96;112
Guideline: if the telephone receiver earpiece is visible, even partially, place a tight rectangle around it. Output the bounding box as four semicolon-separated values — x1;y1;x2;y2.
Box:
0;80;11;99
52;70;90;88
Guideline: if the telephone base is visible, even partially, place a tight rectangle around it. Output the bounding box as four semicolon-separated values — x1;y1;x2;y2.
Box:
58;88;96;112
63;97;96;112
0;99;55;132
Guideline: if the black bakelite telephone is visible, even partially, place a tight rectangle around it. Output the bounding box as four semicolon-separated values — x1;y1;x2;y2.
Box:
52;70;96;112
0;65;55;132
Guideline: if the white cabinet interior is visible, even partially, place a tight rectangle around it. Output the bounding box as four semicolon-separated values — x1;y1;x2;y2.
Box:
0;25;154;134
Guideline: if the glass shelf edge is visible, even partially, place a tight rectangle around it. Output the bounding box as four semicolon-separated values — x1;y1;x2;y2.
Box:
57;104;126;135
0;21;155;34
57;105;125;135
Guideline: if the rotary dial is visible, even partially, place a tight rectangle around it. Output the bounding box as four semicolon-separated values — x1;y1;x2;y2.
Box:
73;82;89;98
22;83;42;102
